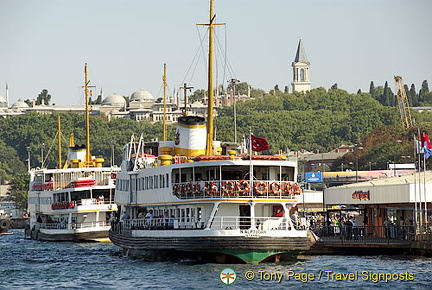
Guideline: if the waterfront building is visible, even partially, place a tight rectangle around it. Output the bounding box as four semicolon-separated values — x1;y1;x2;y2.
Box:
324;172;432;233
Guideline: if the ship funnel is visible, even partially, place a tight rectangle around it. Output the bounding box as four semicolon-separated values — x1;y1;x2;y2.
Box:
174;116;206;157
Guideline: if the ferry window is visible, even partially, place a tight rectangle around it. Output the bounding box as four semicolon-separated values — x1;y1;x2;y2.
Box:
186;208;191;222
35;174;44;183
197;208;202;224
181;209;185;223
44;174;53;182
145;177;148;190
154;175;158;189
166;174;169;187
149;176;153;189
160;175;164;188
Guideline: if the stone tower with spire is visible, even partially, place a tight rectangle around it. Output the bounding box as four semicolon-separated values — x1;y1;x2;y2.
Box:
291;38;311;93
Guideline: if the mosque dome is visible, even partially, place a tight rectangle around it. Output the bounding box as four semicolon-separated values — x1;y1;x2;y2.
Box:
101;93;126;107
0;95;6;106
130;88;154;102
11;99;29;109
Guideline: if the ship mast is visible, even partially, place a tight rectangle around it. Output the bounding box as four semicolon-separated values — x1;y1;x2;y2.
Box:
57;116;62;169
204;0;222;155
82;63;95;166
163;63;167;141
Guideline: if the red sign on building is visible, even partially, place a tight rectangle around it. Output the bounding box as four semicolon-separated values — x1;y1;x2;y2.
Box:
352;190;370;200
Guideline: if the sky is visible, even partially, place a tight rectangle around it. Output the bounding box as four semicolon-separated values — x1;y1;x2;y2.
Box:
1;0;431;106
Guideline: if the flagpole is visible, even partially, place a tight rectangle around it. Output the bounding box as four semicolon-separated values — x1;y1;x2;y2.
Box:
423;152;428;231
418;130;424;231
414;137;419;235
249;129;253;195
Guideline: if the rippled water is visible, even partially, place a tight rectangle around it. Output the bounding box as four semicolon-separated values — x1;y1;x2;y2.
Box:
1;229;431;289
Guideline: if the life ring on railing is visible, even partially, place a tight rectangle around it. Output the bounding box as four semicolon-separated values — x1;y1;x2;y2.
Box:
236;180;250;195
173;184;180;196
291;182;301;195
206;181;218;195
221;181;234;196
180;184;187;195
270;182;281;195
254;181;267;195
186;182;193;194
284;182;293;195
192;183;201;194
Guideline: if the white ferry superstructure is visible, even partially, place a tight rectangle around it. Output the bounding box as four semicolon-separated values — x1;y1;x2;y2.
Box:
109;116;316;263
25;64;120;242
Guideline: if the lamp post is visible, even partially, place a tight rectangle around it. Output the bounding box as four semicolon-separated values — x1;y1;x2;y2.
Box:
394;140;402;176
26;146;32;171
40;142;45;168
355;143;363;183
229;78;240;143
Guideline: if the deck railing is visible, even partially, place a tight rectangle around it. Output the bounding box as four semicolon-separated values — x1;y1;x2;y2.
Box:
313;225;419;244
172;180;301;199
114;216;296;232
39;220;110;230
51;198;115;210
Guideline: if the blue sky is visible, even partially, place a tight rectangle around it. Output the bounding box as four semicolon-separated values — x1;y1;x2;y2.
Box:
1;0;431;106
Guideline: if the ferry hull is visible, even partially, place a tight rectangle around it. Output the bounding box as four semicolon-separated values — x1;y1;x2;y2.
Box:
26;227;110;242
109;230;314;263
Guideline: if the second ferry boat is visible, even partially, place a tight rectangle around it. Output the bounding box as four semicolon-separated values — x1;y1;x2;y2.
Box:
25;64;120;242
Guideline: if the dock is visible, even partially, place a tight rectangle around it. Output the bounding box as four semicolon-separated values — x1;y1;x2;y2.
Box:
306;226;432;256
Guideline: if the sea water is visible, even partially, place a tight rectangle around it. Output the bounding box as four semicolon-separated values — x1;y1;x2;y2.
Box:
1;229;431;289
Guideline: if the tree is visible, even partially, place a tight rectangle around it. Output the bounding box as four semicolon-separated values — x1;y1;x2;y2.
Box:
369;81;375;98
189;89;206;103
284;86;289;94
407;84;417;107
24;99;33;107
89;94;102;105
331;83;338;90
419;80;429;104
7;172;29;213
36;89;51;105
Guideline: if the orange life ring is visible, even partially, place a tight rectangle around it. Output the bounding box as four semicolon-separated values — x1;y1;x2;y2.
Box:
284;182;293;195
207;181;218;194
254;181;267;195
193;183;201;194
235;180;250;195
270;182;281;195
291;182;301;195
222;181;234;195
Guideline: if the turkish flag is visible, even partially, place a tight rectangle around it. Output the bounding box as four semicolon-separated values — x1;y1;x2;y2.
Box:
251;135;270;152
420;133;432;149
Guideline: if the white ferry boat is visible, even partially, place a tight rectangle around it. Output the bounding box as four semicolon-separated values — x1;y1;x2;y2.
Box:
25;64;120;242
109;0;315;263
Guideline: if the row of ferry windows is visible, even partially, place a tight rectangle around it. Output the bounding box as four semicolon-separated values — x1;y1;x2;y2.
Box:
116;173;170;191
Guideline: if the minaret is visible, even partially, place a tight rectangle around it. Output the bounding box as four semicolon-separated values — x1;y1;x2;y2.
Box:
6;83;9;107
291;38;311;93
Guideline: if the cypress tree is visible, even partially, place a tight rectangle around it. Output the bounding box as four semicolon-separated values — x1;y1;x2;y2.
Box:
369;81;375;98
410;84;417;106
